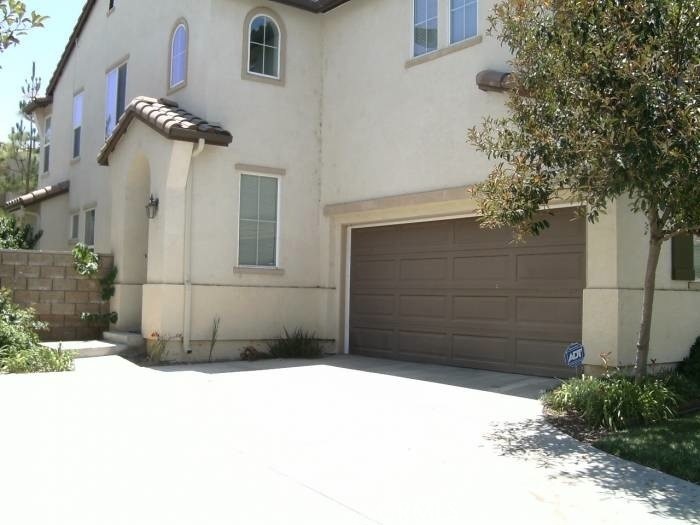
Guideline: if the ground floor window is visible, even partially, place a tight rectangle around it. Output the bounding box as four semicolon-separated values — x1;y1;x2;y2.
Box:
84;209;96;247
694;235;700;280
239;174;278;267
69;213;80;241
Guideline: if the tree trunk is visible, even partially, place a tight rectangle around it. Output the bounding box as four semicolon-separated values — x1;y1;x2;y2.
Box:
634;211;664;382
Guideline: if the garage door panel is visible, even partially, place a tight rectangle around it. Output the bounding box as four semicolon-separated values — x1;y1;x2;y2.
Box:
516;339;575;371
516;252;584;282
453;255;511;281
398;221;453;247
398;331;450;359
351;294;395;317
400;257;449;281
399;295;448;319
453;296;510;322
352;259;397;282
351;327;395;354
350;210;584;377
516;297;582;326
452;334;511;363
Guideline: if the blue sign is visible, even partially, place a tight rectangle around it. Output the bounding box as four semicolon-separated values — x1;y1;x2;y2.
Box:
565;343;585;368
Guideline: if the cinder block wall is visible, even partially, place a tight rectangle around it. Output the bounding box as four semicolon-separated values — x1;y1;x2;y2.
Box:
0;250;114;341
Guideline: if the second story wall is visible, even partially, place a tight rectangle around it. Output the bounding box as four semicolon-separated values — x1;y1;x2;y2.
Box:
320;0;512;205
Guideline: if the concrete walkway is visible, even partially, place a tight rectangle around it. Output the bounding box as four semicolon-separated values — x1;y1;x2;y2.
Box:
1;356;698;525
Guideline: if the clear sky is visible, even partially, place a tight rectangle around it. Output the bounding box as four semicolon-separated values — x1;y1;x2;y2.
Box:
0;0;84;136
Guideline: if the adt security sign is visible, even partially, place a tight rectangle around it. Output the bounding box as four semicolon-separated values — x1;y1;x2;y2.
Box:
565;343;585;368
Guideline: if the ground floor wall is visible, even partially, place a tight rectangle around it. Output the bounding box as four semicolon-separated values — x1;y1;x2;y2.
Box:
140;283;335;362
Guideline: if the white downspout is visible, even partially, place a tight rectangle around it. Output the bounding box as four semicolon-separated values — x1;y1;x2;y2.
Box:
183;138;206;355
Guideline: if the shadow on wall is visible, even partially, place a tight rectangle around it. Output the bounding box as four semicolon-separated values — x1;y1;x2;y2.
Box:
485;418;700;523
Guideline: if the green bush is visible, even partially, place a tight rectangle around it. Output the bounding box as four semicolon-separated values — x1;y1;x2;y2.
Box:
0;289;74;374
268;328;324;359
0;216;42;249
2;345;75;374
542;375;680;431
677;336;700;383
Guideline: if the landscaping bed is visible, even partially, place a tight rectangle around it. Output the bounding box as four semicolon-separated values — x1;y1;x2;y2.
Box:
542;337;700;484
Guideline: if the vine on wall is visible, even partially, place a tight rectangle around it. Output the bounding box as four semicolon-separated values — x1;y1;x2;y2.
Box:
71;243;119;326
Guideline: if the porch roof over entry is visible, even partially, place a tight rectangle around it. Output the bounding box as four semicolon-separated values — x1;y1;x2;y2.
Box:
97;97;233;166
4;180;70;212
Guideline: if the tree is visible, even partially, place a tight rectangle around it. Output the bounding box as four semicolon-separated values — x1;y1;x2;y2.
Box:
0;63;40;194
0;0;46;57
468;0;700;381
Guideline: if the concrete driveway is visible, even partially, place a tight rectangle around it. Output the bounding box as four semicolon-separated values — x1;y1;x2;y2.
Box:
0;355;698;525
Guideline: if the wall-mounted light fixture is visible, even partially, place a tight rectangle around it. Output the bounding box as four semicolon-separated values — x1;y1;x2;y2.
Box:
146;194;160;220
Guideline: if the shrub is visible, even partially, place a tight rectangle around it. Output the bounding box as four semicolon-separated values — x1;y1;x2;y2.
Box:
268;328;324;359
0;289;74;374
542;374;680;431
2;345;75;374
0;216;42;249
677;336;700;383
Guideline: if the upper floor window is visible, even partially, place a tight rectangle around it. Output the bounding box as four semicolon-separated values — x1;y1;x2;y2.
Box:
414;0;438;57
43;116;51;174
450;0;477;44
169;22;188;90
73;91;84;159
248;15;280;79
105;62;127;138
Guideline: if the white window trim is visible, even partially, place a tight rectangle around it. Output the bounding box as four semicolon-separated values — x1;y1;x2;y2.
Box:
412;0;439;58
105;59;128;139
83;207;96;248
69;213;80;242
236;172;282;270
72;90;84;160
169;22;188;90
42;115;52;175
246;15;282;80
448;0;478;45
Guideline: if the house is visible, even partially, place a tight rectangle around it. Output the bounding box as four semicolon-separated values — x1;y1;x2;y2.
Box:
12;0;700;375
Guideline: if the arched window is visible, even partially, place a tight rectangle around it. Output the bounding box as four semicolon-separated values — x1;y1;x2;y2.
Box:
169;22;188;90
248;15;280;79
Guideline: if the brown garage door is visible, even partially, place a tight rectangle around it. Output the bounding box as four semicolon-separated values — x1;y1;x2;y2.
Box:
349;208;585;377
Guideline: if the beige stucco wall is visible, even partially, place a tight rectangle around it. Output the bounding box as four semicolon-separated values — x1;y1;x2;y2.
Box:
583;200;700;369
27;0;699;367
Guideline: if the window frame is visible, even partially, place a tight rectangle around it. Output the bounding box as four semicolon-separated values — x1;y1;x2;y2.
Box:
241;8;286;86
69;213;80;242
237;172;282;270
84;208;96;248
42;115;51;175
694;235;700;282
168;20;189;93
413;0;439;58
105;60;128;138
72;90;84;160
449;0;478;45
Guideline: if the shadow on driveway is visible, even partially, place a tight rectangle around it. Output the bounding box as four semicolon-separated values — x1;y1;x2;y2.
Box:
485;418;700;523
152;354;561;400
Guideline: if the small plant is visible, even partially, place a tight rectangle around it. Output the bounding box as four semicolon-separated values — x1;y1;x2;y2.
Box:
146;332;181;365
71;243;119;326
240;346;274;361
208;316;221;363
268;328;324;359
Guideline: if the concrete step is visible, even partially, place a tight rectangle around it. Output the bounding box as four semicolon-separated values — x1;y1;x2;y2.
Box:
42;340;128;359
103;331;144;349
